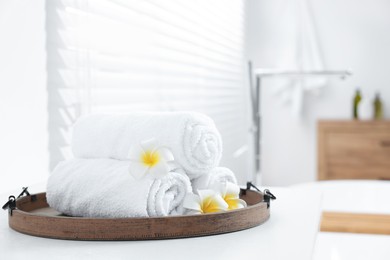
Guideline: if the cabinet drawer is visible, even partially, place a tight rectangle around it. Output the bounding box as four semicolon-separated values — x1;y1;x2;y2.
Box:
318;121;390;180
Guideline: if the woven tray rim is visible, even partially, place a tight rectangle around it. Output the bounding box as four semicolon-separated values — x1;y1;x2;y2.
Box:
8;190;270;240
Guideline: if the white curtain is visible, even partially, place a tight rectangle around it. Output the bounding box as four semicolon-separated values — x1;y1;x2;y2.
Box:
256;0;327;116
45;0;248;181
283;0;327;116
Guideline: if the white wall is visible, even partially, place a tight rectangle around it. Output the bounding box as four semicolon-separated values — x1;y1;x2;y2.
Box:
247;0;390;186
0;0;48;193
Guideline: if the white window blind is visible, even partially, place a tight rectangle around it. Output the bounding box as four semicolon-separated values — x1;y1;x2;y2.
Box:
46;0;248;182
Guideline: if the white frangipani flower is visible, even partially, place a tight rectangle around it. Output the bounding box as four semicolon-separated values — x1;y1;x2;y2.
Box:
214;182;247;210
183;190;228;215
128;139;174;179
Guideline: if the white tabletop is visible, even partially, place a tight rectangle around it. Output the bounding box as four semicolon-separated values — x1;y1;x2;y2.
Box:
0;184;322;260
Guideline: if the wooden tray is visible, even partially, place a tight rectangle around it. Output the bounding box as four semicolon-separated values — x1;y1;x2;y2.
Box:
7;190;270;240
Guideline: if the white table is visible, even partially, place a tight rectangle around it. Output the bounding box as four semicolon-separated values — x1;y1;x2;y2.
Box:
0;184;322;260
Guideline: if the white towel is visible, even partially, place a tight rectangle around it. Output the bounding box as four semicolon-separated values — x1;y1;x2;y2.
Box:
71;112;223;179
191;167;237;192
258;0;327;117
46;159;191;218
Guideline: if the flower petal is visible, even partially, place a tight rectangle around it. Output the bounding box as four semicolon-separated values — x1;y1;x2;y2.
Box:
224;182;241;200
203;194;229;213
226;198;247;210
183;193;202;212
237;199;247;208
212;182;227;198
127;144;145;161
129;162;149;179
147;160;169;178
155;146;174;162
197;189;216;202
140;138;159;153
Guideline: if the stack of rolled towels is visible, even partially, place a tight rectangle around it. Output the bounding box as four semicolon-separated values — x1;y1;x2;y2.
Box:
47;112;241;218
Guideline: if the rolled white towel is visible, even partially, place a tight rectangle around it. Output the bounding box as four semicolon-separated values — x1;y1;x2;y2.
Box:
46;159;191;218
191;167;237;192
71;112;222;179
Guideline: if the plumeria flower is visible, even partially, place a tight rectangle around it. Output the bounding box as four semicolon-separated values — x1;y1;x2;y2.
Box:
214;182;247;210
128;138;174;179
183;190;228;214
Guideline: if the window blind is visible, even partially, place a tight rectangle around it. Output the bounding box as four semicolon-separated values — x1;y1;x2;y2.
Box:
46;0;248;182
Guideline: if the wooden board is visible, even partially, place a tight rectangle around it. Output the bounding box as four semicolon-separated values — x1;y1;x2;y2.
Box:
318;120;390;180
8;191;270;240
321;211;390;235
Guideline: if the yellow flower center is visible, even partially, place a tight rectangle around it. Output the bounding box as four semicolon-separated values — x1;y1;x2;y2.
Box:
142;150;160;167
201;196;223;213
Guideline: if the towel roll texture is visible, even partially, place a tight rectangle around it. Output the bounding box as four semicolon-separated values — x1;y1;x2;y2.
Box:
46;159;191;218
191;167;237;192
72;112;222;179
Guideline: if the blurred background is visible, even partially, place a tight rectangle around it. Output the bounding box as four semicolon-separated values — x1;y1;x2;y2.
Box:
1;0;389;192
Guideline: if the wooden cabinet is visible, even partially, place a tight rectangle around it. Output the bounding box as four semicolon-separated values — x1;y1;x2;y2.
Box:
318;120;390;180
